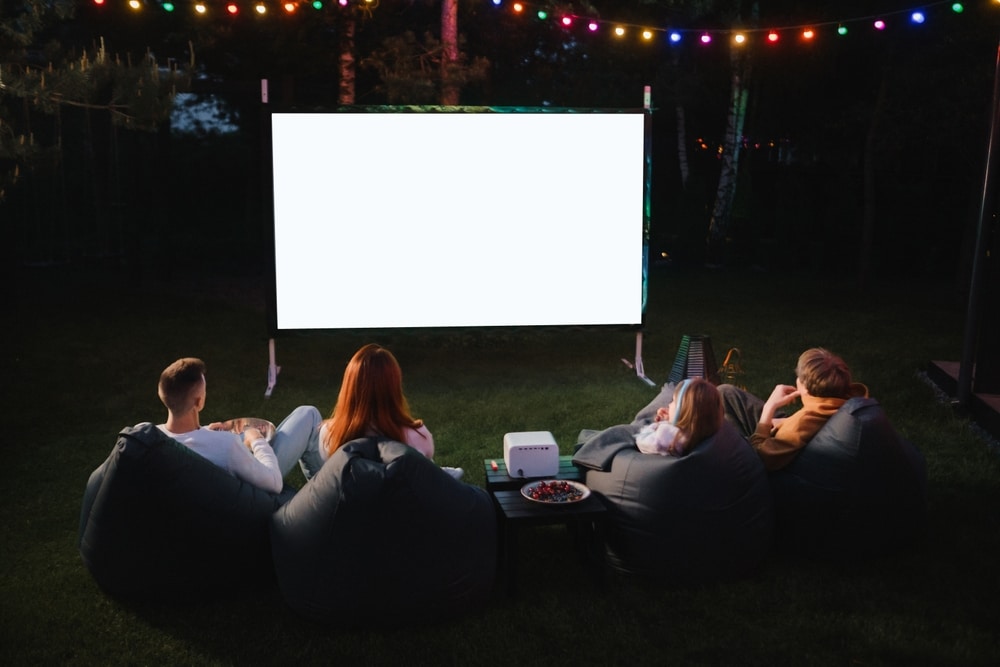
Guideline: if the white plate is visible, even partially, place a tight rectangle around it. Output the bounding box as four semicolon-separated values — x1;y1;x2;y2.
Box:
520;479;591;504
220;417;276;442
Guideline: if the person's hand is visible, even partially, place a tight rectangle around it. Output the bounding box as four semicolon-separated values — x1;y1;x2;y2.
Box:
207;422;226;431
760;384;800;425
653;407;670;422
243;427;264;449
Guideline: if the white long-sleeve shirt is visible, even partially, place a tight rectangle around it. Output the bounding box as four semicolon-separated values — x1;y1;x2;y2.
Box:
157;424;284;494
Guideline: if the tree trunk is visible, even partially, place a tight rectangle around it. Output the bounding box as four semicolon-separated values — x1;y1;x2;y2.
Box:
707;50;750;264
860;67;889;289
441;0;459;105
676;104;689;189
339;14;356;105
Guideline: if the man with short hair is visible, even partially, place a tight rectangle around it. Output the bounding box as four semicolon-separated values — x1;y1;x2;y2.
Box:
155;357;323;493
718;348;868;471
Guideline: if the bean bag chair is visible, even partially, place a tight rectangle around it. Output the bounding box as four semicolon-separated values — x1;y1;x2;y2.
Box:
768;397;927;557
270;437;497;626
573;420;774;582
78;423;294;600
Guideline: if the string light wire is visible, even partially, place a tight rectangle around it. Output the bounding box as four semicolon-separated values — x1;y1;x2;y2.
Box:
92;0;993;44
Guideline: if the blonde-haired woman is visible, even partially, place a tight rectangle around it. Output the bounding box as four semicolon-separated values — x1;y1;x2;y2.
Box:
635;378;724;456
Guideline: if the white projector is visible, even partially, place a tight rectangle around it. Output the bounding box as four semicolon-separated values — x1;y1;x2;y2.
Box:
503;431;559;478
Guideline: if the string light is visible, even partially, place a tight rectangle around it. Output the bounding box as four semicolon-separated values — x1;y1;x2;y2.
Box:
86;0;993;50
480;0;985;46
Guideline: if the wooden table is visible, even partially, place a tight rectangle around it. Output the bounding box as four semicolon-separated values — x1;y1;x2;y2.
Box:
482;455;582;492
490;487;608;596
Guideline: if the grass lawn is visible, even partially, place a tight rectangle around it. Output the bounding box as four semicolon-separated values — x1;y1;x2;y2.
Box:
4;260;999;666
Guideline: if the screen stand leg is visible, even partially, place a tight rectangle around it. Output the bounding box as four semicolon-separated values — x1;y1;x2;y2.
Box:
622;331;656;386
265;338;281;398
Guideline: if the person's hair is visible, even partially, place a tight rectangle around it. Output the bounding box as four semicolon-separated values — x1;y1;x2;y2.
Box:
670;377;724;453
158;357;206;413
322;344;424;456
796;347;852;398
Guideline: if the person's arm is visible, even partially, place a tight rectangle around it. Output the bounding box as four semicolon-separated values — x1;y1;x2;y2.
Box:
755;384;800;434
405;424;435;459
226;428;284;494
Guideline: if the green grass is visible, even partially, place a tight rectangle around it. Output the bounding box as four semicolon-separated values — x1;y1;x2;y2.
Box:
4;262;999;666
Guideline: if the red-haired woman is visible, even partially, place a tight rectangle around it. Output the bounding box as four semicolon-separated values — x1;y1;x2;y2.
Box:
320;344;462;478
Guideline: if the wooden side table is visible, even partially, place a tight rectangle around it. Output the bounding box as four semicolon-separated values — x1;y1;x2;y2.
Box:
482;455;582;492
490;488;607;596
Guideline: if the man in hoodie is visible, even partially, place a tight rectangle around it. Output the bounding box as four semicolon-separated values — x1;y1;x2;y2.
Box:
718;347;868;471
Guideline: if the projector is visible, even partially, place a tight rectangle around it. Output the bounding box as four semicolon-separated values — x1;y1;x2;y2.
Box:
503;431;559;478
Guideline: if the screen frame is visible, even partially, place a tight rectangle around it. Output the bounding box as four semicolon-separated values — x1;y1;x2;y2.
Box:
262;105;652;335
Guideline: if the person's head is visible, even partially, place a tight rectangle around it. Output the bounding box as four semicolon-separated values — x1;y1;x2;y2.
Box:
668;377;724;450
158;357;207;415
795;348;852;398
323;344;418;455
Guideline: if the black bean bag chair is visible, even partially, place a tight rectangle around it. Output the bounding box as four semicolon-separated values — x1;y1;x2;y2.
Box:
78;423;294;600
573;419;774;582
270;438;497;626
768;397;927;557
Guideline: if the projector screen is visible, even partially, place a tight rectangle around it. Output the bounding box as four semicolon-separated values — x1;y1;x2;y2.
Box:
267;108;648;331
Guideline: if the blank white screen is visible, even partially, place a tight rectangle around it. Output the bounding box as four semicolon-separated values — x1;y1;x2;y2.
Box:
270;111;645;329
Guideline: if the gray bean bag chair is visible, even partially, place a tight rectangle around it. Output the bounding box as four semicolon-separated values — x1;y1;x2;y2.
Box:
573;419;774;582
270;438;497;626
78;423;294;600
768;397;927;557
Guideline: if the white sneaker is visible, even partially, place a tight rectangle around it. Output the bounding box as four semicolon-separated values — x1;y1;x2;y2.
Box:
442;466;464;480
